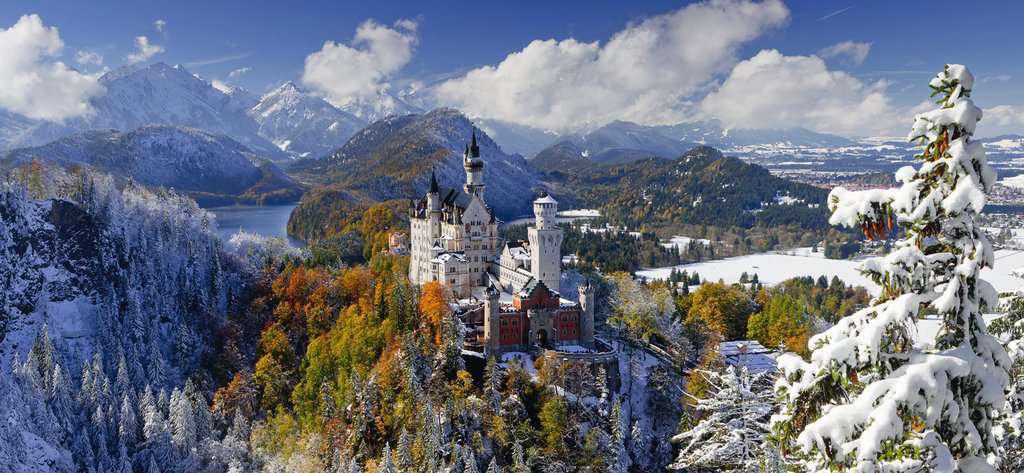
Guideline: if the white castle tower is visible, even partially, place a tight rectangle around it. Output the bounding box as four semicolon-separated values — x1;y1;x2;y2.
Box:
463;130;484;197
528;192;562;292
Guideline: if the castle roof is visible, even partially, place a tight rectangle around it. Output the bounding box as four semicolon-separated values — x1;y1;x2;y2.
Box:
520;278;556;298
534;192;557;205
503;241;531;261
429;169;439;193
432;252;468;264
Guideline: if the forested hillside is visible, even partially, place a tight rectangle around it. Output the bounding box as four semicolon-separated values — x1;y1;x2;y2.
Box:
286;109;540;243
0;166;258;471
2;126;303;206
551;146;829;231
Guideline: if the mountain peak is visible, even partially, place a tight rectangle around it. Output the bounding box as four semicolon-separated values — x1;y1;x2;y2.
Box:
273;81;304;95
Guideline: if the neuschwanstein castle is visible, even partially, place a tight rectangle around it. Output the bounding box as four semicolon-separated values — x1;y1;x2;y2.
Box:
408;132;595;356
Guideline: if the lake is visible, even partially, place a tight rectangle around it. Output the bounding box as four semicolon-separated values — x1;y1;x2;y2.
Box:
207;204;304;246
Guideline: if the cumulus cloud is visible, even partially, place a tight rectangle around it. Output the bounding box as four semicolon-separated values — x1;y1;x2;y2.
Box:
979;105;1024;137
0;14;102;121
301;19;418;106
154;19;166;33
818;41;871;66
210;79;233;94
434;0;789;131
228;66;251;79
75;50;103;67
699;49;899;136
126;35;164;64
980;74;1012;84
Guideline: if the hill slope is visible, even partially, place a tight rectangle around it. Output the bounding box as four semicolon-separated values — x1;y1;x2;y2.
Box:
0;173;254;472
555;146;829;230
289;108;540;241
2;126;302;205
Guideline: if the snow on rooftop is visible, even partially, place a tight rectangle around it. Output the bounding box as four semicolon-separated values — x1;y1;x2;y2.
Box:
718;340;777;373
534;194;558;204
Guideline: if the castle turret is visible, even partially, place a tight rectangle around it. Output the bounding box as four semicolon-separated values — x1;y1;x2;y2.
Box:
483;284;501;356
427;170;441;239
463;130;485;197
528;192;562;293
578;280;595;348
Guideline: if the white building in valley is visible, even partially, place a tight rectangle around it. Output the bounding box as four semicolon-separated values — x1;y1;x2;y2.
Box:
408;132;594;355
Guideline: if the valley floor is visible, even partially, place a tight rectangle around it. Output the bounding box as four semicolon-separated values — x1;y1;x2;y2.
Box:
638;247;1024;295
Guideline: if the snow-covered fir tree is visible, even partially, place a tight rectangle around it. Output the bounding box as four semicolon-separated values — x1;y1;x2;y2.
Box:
671;366;775;472
773;64;1011;472
990;295;1024;472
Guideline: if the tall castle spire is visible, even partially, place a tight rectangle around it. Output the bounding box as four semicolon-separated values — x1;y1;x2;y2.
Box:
463;130;484;197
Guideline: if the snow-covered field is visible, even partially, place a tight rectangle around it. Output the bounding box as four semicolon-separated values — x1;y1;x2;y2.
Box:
637;247;1024;295
557;208;601;218
660;235;712;252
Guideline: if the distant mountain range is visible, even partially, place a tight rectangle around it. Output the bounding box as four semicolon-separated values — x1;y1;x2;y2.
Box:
2;126;302;206
523;119;854;174
0;63;420;161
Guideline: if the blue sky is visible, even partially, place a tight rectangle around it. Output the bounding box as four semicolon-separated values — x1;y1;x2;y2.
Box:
2;0;1022;136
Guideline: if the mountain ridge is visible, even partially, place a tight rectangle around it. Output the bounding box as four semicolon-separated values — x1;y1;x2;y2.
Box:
2;125;303;206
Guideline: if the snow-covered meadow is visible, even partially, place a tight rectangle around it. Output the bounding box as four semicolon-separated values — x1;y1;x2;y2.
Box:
637;247;1024;295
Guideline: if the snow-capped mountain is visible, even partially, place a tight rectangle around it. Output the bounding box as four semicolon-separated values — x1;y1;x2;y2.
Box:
212;82;261;113
3;63;287;160
249;82;366;159
656;119;856;148
569;120;698;160
509;119;856;165
334;88;423;124
474;118;562;157
3;125;301;204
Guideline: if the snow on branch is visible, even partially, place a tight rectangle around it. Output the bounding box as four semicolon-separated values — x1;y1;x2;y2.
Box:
772;64;1012;473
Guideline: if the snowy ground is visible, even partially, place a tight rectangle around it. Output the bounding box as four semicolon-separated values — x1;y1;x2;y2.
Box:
637;247;1024;295
557;209;601;218
917;314;1001;349
660;236;712;253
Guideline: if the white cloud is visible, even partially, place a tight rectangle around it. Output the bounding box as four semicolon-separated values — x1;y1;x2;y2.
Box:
74;50;103;67
126;35;164;64
818;41;871;66
0;14;102;121
394;18;418;32
433;0;790;131
228;66;251;79
183;51;252;68
210;79;232;94
154;19;166;33
980;74;1012;84
979;105;1024;137
699;49;899;136
301;19;418;106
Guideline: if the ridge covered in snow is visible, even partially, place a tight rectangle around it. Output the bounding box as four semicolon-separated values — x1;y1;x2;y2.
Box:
249;82;366;159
